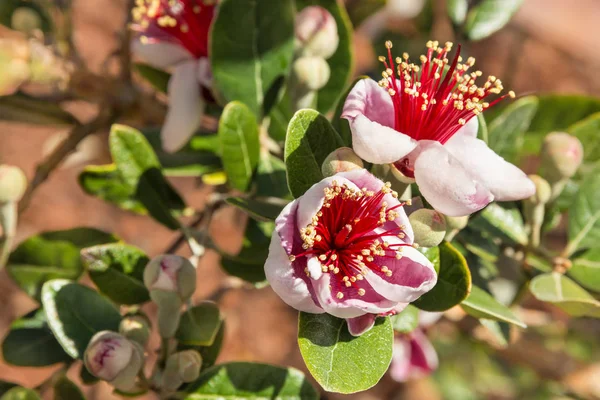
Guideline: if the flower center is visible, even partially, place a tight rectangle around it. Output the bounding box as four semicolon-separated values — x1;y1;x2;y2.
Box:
378;40;515;144
291;181;413;298
132;0;215;58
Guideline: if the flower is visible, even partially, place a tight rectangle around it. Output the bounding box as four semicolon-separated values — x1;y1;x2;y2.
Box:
264;169;437;336
341;40;535;216
390;311;441;382
144;254;196;300
131;0;216;152
295;6;339;59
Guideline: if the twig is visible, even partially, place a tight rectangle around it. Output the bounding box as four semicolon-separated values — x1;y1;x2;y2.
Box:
163;213;206;255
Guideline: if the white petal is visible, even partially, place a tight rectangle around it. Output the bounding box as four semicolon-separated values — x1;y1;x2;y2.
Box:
413;142;494;216
161;60;204;153
196;57;212;88
350;115;417;164
347;314;376;337
453;116;479;139
444;135;536;201
131;41;194;69
341;78;395;127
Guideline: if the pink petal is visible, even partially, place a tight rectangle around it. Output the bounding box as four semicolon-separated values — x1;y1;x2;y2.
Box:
341;78;395;127
444;135;535;201
413;141;494;216
275;200;300;255
264;234;324;314
407;330;438;377
390;338;412;382
347;314;376;337
161;60;204;153
365;245;437;303
131;41;194;69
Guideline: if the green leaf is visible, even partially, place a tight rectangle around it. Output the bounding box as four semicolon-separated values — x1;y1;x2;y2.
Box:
567;112;600;167
225;197;284;222
2;308;71;366
256;153;290;198
391;304;419;334
41;280;122;358
447;0;468;24
0;387;41;400
470;204;528;246
570;248;600;292
284;109;345;198
566;167;600;255
79;364;98;385
345;0;386;27
176;302;222;347
419;246;441;274
218;102;260;192
413;242;472;312
7;228;117;301
464;0;524;41
134;63;170;94
477;113;489;143
81;243;150;305
296;0;354;114
53;375;85;400
195;322;225;371
0;93;76;125
184;362;318;400
79;165;146;214
210;0;295;117
479;319;510;348
487;96;538;162
461;285;526;327
0;382;17;397
298;313;393;394
530;273;600;318
220;220;273;284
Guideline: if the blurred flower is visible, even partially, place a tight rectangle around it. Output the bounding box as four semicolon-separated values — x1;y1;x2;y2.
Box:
264;169;437;336
131;0;216;152
342;41;535;216
541;132;583;182
0;165;27;204
295;6;339;59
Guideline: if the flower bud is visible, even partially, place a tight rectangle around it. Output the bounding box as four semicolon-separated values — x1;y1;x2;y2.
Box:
321;147;364;177
119;314;151;347
11;8;43;35
387;0;426;19
541;132;583;182
293;56;330;91
0;165;27;204
408;209;446;248
84;331;144;391
144;255;196;302
444;215;469;231
295;6;339;59
162;350;203;391
526;175;551;205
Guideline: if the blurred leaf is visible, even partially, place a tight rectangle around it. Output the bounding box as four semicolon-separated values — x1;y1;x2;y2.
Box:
447;0;468;25
134;63;169;94
256;153;290;198
210;0;294;117
567;112;600;166
268;91;293;142
298;313;393;394
477;113;489;143
41;280;122;358
184;362;318;399
225;197;284;222
0;383;17;397
2;308;71;366
79;364;98;385
464;0;524;41
487;96;538;162
7;228;116;301
331;76;370;147
479;319;510;348
530;273;600;318
414;242;472;312
284;109;344;198
81;243;150;305
53;375;85;400
218;102;260;192
0;387;41;400
461;285;526;327
566;167;600;255
0;93;76;125
176;302;222;347
345;0;385;26
297;0;354;114
470;204;527;246
391;304;419;334
570;248;600;293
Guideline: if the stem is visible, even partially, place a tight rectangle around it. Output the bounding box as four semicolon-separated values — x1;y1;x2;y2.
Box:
0;202;17;269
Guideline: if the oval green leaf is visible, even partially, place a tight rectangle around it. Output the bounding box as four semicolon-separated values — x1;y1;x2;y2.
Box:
530;273;600;318
391;304;419;334
470;203;528;246
464;0;524;41
566;167;600;255
461;285;526;327
176;302;222;347
569;248;600;292
447;0;468;24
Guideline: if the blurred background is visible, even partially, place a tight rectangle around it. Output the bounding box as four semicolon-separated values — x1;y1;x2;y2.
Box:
0;0;599;399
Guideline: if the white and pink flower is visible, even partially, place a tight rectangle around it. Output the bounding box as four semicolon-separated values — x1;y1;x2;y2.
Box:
342;41;535;216
131;0;216;152
264;169;437;336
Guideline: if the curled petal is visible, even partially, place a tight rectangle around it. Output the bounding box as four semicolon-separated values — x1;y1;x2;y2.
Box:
413;141;494;216
341;78;395;127
275;200;300;255
347;314;376;337
349;116;417;164
407;330;439;377
131;41;194;69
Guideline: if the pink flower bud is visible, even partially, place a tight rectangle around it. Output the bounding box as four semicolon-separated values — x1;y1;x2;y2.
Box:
0;165;27;203
295;6;339;59
408;209;446;248
143;254;196;301
321;147;364;177
541;132;583;182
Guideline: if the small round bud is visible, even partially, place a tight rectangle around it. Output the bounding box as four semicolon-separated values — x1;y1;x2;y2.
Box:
293;56;330;91
119;314;151;347
84;331;144;391
387;0;426;19
162;350;203;391
541;132;583;182
321;147;364;177
144;254;196;302
11;8;43;34
295;6;339;59
526;175;551;205
444;215;469;231
409;209;447;248
0;165;27;204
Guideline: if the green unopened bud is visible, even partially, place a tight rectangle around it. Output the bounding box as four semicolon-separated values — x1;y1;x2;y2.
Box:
293;56;330;91
409;209;446;248
321;147;364;177
144;254;196;302
119;314;151;347
162;350;203;392
541;132;583;182
526;175;551;205
11;8;43;35
443;215;469;241
0;165;27;204
84;331;144;391
295;6;339;59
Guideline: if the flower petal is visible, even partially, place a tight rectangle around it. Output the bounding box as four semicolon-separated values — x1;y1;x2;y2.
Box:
161;60;204;153
347;314;376;337
444;135;536;201
264;234;324;314
413;141;494;216
131;41;194;69
453;116;479;139
275;200;300;255
390;338;412;382
365;245;437;303
407;330;438;377
341;78;395;127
